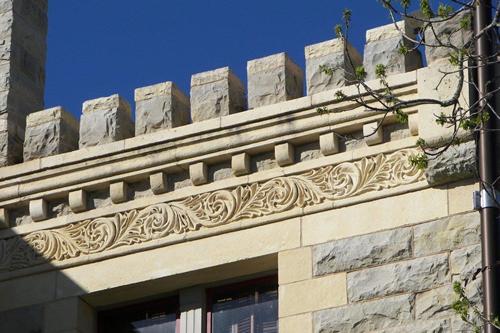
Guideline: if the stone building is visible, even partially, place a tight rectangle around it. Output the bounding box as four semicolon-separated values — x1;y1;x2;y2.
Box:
0;1;480;332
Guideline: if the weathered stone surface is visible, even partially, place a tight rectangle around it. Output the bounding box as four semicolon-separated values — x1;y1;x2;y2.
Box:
305;39;362;94
413;211;480;256
134;81;189;135
313;227;412;275
415;285;454;320
190;67;245;122
79;94;133;148
347;253;449;302
373;318;451;333
425;141;476;185
0;0;48;166
364;21;422;80
0;304;43;333
450;243;481;278
314;294;414;333
247;52;303;108
23;106;79;161
425;11;473;65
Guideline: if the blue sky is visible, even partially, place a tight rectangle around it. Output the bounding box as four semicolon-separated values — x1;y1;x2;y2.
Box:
45;1;395;118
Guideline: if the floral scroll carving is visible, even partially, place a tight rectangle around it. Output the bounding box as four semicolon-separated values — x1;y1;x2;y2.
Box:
0;149;424;272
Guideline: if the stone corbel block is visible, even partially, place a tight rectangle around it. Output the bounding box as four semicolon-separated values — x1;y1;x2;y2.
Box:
190;162;208;186
23;106;79;161
30;198;47;222
319;132;340;156
150;172;168;195
363;20;422;80
409;113;419;136
0;208;8;229
305;39;362;94
363;121;384;146
232;152;250;176
190;67;246;122
247;52;304;109
79;94;133;148
275;142;295;167
110;181;128;204
134;81;190;135
69;189;88;213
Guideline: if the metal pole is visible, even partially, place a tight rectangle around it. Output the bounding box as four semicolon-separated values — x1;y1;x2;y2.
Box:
475;0;500;331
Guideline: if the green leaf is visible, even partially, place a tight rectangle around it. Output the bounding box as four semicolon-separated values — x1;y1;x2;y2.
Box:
437;3;453;17
334;24;343;38
316;107;329;114
420;0;434;18
394;109;408;124
375;64;387;79
335;90;346;101
409;153;428;170
460;14;472;30
355;66;367;80
398;44;409;55
343;9;352;27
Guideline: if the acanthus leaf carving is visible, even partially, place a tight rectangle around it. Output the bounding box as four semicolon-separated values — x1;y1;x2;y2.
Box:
0;149;424;272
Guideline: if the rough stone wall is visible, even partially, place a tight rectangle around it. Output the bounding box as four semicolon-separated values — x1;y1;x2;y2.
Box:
279;208;482;333
0;0;47;166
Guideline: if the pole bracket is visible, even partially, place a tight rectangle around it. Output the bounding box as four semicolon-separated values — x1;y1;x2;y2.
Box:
473;189;500;210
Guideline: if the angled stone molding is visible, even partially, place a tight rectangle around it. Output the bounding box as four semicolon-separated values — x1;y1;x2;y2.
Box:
0;149;424;272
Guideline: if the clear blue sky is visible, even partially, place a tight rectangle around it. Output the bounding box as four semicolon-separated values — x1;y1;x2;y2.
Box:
45;1;396;118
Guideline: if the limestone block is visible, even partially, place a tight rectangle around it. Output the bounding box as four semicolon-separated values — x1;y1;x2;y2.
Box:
79;94;133;148
415;285;454;320
363;121;383;145
313;228;412;275
279;313;312;333
247;52;303;109
190;162;207;186
417;63;470;145
374;318;451;333
278;247;312;284
413;211;480;256
363;21;422;81
0;304;44;333
275;142;294;167
231;152;250;176
314;294;414;333
450;244;481;278
135;81;189;135
23;106;79;161
0;208;8;229
29;198;47;222
279;273;347;317
110;181;128;204
319;132;339;156
347;253;449;302
425;11;473;65
68;189;87;213
150;172;168;194
190;67;245;122
425;141;476;185
408;113;418;135
305;39;362;94
44;297;97;333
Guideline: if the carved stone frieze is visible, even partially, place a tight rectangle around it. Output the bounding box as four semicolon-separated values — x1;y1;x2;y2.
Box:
0;149;424;272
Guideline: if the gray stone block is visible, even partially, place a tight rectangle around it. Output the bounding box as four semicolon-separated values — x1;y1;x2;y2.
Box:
313;227;412;275
425;11;473;65
363;20;422;81
247;52;303;109
347;253;449;302
314;294;414;333
79;94;133;148
450;243;482;279
425;141;476;185
135;81;190;135
413;211;480;257
374;318;451;333
23;106;78;161
190;67;245;122
305;39;362;95
415;285;454;320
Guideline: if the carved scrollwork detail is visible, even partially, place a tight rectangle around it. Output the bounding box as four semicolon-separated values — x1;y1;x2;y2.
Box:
0;149;424;272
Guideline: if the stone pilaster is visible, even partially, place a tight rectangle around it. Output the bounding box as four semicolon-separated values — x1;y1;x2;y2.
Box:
0;0;48;165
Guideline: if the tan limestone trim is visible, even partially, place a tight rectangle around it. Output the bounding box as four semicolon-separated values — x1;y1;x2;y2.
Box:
0;148;424;276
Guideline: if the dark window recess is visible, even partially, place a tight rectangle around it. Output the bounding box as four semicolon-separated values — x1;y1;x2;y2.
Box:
98;297;179;333
207;276;278;333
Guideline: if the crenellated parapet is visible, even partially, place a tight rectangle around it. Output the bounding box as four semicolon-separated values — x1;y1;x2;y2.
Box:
0;15;473;279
